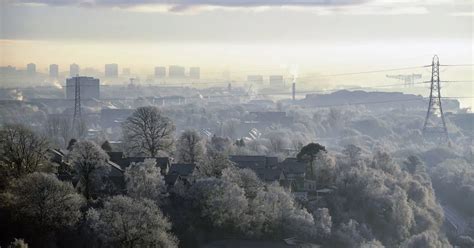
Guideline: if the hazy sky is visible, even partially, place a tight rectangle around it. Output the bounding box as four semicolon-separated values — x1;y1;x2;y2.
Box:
1;0;472;74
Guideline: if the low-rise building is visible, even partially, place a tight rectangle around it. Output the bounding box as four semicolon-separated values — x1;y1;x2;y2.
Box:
106;151;171;175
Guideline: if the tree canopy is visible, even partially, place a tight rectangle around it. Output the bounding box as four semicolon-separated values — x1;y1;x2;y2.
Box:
68;140;110;200
87;195;178;248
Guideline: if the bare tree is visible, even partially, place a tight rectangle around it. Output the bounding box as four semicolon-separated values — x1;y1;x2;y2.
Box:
207;135;232;156
68;140;110;200
264;131;289;155
0;124;49;178
122;106;175;157
73;117;88;140
44;115;71;148
343;144;362;166
222;118;240;139
176;130;205;164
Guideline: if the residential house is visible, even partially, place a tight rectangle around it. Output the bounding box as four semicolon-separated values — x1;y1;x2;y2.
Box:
229;155;278;170
106;151;171;175
278;158;306;180
229;155;322;200
47;148;125;191
165;163;196;187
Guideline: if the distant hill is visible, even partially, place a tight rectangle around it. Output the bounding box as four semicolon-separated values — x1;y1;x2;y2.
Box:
300;90;460;111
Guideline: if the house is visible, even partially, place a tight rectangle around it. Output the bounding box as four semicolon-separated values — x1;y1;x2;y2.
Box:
168;163;196;179
106;151;171;175
165;163;196;187
107;160;125;190
203;239;320;248
164;174;182;187
255;168;285;182
46;148;125;190
229;155;310;189
47;148;66;164
46;148;72;181
303;179;318;192
229;155;278;169
278;158;306;179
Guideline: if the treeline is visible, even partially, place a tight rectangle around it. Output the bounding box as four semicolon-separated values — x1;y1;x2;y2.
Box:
0;105;466;247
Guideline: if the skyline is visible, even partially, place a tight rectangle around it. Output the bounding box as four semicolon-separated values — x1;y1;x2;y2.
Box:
1;0;472;71
1;0;473;108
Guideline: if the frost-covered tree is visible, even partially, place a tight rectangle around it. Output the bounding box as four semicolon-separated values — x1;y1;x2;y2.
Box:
401;231;452;248
331;219;376;247
87;195;178;248
0;124;49;178
248;183;318;239
68;140;110;200
264;131;290;155
222;118;240;139
8;238;28;248
314;208;332;238
331;150;444;247
430;158;474;215
343;144;363;166
176;129;205;164
197;152;233;177
2;173;84;232
207;136;232;156
221;166;263;199
122;106;175;157
125;159;166;203
312;152;336;186
189;178;249;232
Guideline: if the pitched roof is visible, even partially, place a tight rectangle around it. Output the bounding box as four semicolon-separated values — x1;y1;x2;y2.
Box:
203;239;320;248
165;174;181;185
256;168;284;182
279;158;306;174
107;160;124;173
169;163;196;177
107;152;171;170
229;155;278;169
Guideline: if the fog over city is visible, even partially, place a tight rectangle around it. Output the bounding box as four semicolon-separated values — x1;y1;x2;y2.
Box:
0;0;473;248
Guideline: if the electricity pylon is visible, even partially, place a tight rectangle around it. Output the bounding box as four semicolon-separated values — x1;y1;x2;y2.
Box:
422;55;448;142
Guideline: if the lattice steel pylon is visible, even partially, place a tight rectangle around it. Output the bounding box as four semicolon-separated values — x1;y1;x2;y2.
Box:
422;55;448;142
72;76;81;135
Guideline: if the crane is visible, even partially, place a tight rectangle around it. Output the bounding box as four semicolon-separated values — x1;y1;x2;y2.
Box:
386;73;422;87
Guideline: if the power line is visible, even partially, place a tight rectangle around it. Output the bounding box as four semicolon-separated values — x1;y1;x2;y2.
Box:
442;96;474;99
61;64;474;88
440;64;474;67
62;64;435;87
440;80;474;83
320;65;430;77
91;78;472;101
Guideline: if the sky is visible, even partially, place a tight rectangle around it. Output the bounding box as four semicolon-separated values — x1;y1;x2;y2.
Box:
0;0;472;79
